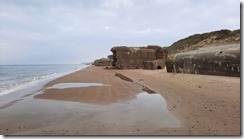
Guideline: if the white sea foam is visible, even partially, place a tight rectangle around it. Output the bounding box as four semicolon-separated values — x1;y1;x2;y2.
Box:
0;73;57;96
0;65;88;96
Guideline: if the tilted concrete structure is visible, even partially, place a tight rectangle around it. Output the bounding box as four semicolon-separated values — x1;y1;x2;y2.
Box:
165;43;240;77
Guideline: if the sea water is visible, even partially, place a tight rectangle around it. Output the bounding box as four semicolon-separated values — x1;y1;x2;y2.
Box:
0;64;87;96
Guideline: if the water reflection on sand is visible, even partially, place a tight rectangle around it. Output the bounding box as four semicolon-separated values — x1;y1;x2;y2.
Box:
0;83;181;135
47;83;110;89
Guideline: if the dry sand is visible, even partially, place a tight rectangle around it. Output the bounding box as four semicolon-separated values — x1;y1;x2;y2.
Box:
117;67;240;135
0;65;240;135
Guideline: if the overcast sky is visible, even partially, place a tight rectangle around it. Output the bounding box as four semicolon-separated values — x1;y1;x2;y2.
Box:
0;0;240;64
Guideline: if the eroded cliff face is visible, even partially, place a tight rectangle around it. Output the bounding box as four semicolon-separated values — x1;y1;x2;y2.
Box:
166;43;240;77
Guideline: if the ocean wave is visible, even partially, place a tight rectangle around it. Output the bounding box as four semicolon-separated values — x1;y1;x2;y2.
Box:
0;73;58;96
0;65;87;96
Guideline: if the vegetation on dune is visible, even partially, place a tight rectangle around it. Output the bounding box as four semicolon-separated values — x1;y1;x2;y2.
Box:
166;29;240;54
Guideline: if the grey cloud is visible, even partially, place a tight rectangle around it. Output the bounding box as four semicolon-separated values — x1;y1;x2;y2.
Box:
0;0;240;64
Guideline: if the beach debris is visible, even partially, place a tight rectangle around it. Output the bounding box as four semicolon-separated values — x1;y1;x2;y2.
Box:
141;86;156;94
115;73;156;94
115;73;133;82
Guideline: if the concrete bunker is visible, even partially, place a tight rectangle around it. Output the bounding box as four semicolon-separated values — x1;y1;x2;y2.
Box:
111;45;168;69
93;55;113;66
143;59;165;70
165;44;240;77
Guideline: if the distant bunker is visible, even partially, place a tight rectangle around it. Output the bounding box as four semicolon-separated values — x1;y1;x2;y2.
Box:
165;43;240;77
93;56;113;66
111;45;168;69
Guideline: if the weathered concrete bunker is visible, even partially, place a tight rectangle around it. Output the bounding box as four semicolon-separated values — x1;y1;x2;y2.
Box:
143;59;166;70
165;43;240;77
111;45;168;69
93;56;113;66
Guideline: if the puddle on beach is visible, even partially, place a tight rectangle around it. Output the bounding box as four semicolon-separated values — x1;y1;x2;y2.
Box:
121;92;181;128
0;89;181;134
43;83;180;128
46;83;109;89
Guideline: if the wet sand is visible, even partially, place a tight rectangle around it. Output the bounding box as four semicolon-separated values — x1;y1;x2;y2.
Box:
0;65;240;135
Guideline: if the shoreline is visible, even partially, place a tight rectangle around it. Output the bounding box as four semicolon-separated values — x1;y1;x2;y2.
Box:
0;64;88;98
0;65;240;135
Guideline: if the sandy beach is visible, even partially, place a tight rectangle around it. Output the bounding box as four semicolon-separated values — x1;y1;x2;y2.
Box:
0;65;240;135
